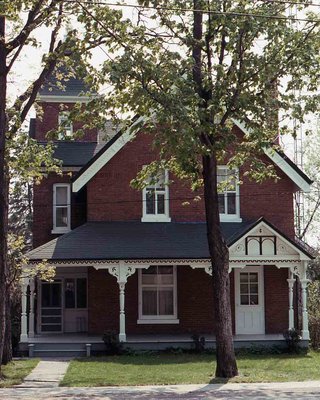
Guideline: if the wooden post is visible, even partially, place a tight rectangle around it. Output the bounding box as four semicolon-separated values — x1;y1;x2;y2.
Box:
300;261;310;340
20;279;28;342
119;283;126;342
28;279;35;338
287;271;295;330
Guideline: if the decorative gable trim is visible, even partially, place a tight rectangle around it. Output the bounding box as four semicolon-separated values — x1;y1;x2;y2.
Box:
72;116;312;193
229;217;313;261
231;119;312;193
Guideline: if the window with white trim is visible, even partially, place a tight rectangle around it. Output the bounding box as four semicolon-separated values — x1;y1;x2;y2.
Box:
52;183;71;233
58;112;73;139
138;266;178;324
142;170;171;222
217;166;241;222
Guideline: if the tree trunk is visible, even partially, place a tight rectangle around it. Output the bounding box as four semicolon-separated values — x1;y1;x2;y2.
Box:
202;153;238;378
192;0;237;378
2;295;12;365
0;15;8;370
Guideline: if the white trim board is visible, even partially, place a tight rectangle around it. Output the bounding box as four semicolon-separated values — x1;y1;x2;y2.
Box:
231;119;312;193
72;116;312;193
37;95;91;103
73;115;147;192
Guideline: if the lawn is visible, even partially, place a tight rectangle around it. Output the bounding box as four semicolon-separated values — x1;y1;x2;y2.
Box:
61;351;320;387
0;359;38;388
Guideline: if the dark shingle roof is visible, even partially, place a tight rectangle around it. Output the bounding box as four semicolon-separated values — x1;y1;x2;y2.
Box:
49;142;104;167
39;63;94;97
27;220;256;262
39;70;89;97
39;75;91;97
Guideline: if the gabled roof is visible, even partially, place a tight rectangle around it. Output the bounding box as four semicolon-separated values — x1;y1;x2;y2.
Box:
72;117;312;193
26;218;313;263
38;63;96;102
228;217;313;260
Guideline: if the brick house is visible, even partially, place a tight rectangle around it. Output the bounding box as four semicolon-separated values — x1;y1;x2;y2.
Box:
20;74;313;356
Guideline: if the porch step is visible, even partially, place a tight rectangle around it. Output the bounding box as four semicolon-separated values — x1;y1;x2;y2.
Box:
28;342;91;358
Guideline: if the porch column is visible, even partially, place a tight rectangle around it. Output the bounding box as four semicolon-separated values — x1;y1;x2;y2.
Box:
107;264;136;343
287;271;295;330
300;262;310;340
20;278;29;342
119;283;126;342
28;278;35;338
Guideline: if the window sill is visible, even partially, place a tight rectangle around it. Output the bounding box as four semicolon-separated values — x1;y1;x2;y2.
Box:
141;216;171;223
51;228;71;234
219;216;242;223
137;319;179;324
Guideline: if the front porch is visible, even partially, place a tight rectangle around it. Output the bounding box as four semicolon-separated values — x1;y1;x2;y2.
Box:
20;333;292;358
22;218;313;357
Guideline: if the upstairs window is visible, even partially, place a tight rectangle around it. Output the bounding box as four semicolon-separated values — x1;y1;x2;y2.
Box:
52;183;71;233
142;170;171;222
217;166;241;222
58;112;73;139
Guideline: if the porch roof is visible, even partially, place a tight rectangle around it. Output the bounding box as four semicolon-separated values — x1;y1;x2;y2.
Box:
27;220;257;262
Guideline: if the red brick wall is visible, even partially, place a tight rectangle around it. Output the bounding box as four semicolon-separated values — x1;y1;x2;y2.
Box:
87;132;295;236
264;265;289;334
33;173;86;247
88;268;119;333
87;265;289;336
35;102;97;142
240;167;295;238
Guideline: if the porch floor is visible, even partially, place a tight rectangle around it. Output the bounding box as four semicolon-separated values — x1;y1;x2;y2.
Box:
23;333;285;344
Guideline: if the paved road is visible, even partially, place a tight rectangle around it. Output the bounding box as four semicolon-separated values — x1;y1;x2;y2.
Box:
2;382;320;399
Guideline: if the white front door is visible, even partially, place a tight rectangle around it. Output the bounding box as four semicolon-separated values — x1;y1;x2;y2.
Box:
235;266;265;335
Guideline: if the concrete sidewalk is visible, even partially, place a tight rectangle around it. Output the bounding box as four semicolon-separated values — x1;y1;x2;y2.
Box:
16;359;70;388
0;380;319;399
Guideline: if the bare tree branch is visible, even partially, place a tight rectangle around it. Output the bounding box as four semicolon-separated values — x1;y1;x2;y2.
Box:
5;0;60;56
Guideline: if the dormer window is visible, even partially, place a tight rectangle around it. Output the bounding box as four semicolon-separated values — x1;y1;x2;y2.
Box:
52;183;71;233
217;166;241;222
142;170;171;223
58;112;73;139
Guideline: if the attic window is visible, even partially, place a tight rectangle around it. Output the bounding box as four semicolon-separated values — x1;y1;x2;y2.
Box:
141;170;171;223
58;112;73;139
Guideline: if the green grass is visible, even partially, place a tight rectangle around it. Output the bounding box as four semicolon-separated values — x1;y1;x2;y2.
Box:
0;359;39;388
61;351;320;387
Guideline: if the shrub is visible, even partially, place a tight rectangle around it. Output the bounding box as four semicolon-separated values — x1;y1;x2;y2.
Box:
102;330;123;355
191;333;206;353
283;328;301;353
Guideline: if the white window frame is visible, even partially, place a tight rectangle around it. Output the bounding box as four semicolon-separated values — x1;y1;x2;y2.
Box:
52;183;71;234
141;169;171;223
138;266;179;324
218;166;242;222
58;111;73;139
